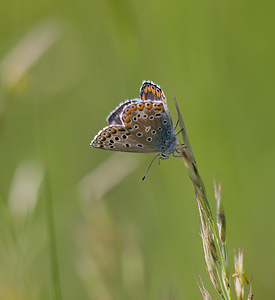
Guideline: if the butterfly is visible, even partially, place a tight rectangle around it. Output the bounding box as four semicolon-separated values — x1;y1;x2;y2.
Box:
90;81;179;172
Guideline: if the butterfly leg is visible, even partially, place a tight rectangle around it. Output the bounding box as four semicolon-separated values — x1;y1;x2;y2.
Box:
172;151;182;158
175;144;186;152
176;128;184;136
174;119;179;130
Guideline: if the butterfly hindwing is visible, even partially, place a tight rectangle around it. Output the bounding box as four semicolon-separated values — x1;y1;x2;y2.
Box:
120;100;176;154
91;125;135;152
91;100;176;154
91;124;158;153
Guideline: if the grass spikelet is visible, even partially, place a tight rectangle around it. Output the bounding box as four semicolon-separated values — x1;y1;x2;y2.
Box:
172;90;253;299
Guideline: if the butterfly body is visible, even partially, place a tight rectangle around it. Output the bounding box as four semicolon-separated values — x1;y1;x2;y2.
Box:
91;81;178;159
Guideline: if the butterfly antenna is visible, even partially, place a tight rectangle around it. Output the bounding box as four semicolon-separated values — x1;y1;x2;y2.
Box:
171;82;177;101
141;153;160;181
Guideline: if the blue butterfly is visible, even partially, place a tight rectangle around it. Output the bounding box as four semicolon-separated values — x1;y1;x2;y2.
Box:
91;81;179;163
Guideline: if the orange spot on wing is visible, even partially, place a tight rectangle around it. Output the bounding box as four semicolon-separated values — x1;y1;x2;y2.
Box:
142;93;145;100
152;87;156;94
144;87;148;93
153;104;163;110
125;117;130;123
145;103;152;109
138;104;144;110
106;133;110;137
126;124;132;130
148;86;152;92
110;129;116;133
126;109;131;115
131;106;137;111
157;91;161;97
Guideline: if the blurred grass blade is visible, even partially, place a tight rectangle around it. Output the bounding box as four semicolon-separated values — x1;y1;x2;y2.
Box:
0;19;62;90
8;160;44;221
45;165;62;300
78;152;139;202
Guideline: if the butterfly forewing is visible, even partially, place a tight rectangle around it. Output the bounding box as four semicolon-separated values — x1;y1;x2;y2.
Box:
140;80;166;103
106;99;139;125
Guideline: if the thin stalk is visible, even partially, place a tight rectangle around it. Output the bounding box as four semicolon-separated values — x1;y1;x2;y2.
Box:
172;91;235;300
45;166;62;300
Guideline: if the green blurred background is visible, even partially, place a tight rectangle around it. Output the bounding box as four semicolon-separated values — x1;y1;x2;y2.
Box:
0;0;274;299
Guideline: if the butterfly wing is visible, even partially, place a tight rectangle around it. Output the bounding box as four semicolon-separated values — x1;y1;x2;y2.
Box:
91;80;177;154
120;100;177;154
106;99;139;125
91;100;177;154
140;80;166;103
91;125;142;152
107;81;166;125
